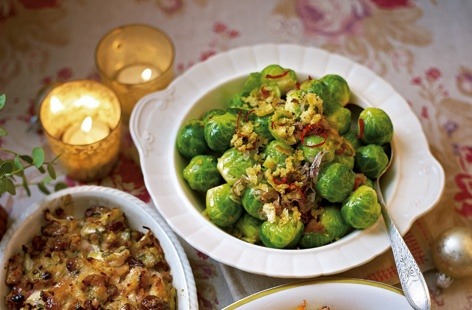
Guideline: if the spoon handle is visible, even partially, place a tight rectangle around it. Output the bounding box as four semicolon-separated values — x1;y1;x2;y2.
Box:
376;183;431;310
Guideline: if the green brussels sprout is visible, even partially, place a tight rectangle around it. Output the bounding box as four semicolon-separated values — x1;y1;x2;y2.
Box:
332;154;355;170
183;155;222;191
256;84;282;102
315;162;355;203
217;148;256;185
299;77;317;91
284;89;306;118
259;213;304;249
364;177;374;188
321;74;350;106
342;129;363;150
242;185;267;220
227;107;246;116
234;213;263;244
299;205;350;248
229;94;247;109
355;144;389;179
299;228;332;248
176;119;210;158
326;106;352;135
301;79;340;116
201;109;226;124
357;107;393;145
262;140;293;171
299;134;336;164
242;72;262;95
269;108;297;145
251;114;274;141
261;64;298;95
204;112;238;153
341;185;381;229
206;183;243;227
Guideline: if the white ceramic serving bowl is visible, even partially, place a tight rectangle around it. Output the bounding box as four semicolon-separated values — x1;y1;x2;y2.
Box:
0;185;198;309
130;44;445;278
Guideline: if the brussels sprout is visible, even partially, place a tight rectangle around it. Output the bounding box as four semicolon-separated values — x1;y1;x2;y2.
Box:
298;77;317;91
299;205;350;248
177;119;210;158
259;213;304;249
355;144;389;179
268;108;297;145
242;72;262;95
357;107;393;145
342;129;363;150
242;185;267;220
183;155;222;191
299;228;332;248
326;106;351;135
204;112;238;153
364;177;374;188
217;148;256;185
299;135;335;163
341;185;381;229
301;79;340;115
256;84;282;102
251;114;274;141
262;140;293;171
285;89;306;117
321;74;350;106
229;94;247;109
315;162;355;203
234;213;263;244
206;183;243;227
201;108;226;124
332;154;355;170
261;65;298;95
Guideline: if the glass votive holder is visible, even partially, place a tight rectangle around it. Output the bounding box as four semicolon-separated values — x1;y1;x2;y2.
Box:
39;80;122;181
95;24;175;122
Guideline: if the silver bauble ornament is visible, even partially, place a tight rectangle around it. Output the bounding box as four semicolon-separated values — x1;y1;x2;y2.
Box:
432;226;472;283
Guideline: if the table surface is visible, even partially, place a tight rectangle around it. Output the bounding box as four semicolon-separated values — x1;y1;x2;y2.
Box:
1;0;471;309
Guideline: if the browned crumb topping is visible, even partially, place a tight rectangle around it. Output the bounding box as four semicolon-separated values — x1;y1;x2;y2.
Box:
4;195;175;310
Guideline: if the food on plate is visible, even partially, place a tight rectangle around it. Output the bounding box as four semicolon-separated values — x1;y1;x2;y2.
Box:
296;300;331;310
4;195;176;309
177;64;394;249
183;154;222;191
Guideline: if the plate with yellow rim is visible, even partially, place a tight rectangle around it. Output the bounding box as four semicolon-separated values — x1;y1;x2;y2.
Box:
223;278;411;310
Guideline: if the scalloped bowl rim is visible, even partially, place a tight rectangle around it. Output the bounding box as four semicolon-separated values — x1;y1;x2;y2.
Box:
0;185;198;309
130;44;445;278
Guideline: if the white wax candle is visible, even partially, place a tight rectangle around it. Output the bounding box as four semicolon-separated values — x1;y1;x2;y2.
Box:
115;64;161;84
62;117;110;145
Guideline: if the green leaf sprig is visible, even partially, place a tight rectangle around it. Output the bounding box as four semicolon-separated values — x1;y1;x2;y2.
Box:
0;94;67;196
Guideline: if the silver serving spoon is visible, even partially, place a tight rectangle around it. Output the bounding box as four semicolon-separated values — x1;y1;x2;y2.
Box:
375;146;431;310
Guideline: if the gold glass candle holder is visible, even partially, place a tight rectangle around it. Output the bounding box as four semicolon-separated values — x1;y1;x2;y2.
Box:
95;24;175;122
39;80;122;181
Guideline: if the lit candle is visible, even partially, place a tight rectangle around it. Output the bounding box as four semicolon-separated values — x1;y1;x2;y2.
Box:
39;80;122;181
115;64;161;84
95;24;175;122
62;116;111;145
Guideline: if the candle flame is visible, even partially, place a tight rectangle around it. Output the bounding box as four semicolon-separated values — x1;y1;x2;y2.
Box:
80;116;93;133
141;68;153;81
75;95;100;108
50;96;65;113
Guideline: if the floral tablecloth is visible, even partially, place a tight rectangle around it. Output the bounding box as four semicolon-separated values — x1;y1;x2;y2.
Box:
1;0;471;309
